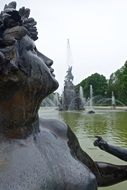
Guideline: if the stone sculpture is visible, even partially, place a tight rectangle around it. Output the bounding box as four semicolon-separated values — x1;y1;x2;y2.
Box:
61;66;84;110
0;2;127;190
94;136;127;161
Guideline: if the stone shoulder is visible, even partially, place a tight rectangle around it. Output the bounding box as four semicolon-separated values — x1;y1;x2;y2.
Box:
39;118;68;139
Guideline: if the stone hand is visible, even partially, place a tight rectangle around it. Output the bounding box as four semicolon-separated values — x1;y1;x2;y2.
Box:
94;136;108;150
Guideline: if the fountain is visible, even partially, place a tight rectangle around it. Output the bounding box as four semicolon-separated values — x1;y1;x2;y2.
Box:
95;96;126;109
62;66;77;110
53;92;60;106
79;86;85;106
1;2;127;190
60;39;84;111
87;85;95;114
41;92;60;107
111;91;116;109
61;66;84;110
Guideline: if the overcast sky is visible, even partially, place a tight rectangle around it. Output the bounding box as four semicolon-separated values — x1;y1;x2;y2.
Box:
1;0;127;93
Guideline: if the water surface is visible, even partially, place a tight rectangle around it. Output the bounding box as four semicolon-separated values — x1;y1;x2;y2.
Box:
39;107;127;190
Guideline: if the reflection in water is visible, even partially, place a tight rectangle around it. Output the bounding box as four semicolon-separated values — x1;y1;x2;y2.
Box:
60;110;127;146
39;107;127;190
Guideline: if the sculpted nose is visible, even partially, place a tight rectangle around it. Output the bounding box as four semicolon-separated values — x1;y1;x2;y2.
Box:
46;58;53;67
38;52;53;67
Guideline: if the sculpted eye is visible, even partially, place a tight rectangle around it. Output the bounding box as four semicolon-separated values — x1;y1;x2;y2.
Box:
26;45;37;54
33;46;37;53
32;46;37;54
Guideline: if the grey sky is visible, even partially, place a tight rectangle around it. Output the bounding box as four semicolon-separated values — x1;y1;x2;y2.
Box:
1;0;127;93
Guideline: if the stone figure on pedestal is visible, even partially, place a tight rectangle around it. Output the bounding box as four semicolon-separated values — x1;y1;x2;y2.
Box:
62;66;84;110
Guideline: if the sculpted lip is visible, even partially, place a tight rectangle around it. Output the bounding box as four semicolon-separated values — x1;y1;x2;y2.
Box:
38;52;56;77
49;67;55;77
45;62;55;77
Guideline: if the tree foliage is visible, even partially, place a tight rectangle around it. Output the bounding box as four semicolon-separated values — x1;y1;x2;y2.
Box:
108;61;127;105
78;73;108;99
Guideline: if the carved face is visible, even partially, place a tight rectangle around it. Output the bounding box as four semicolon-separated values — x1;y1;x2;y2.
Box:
0;35;59;107
0;34;59;128
0;2;59;102
17;35;59;99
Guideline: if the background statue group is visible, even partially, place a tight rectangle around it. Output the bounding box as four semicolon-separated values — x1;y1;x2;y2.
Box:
61;66;84;110
0;2;127;190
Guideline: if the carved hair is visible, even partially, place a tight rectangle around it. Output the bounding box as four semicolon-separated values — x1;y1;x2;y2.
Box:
0;1;38;41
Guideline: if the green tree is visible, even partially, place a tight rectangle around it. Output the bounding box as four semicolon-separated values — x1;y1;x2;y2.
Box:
108;61;127;105
78;73;108;99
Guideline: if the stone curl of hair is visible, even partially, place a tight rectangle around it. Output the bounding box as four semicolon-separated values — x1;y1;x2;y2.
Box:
0;1;38;41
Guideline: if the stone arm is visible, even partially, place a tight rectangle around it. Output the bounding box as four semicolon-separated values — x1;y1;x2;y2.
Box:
67;127;127;187
94;136;127;161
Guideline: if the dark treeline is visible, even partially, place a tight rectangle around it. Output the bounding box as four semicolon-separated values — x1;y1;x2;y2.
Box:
76;61;127;106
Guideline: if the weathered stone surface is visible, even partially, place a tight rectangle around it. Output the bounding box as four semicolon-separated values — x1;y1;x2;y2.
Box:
61;66;84;110
0;2;127;190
